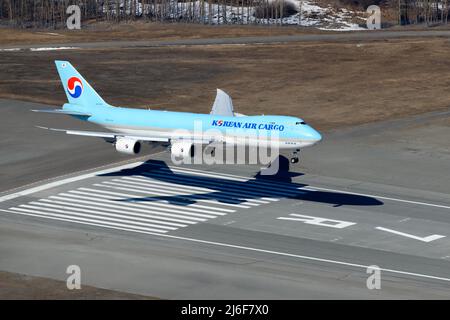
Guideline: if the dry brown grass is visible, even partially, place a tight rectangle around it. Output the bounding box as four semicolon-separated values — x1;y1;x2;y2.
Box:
0;21;329;46
1;38;450;131
0;271;154;299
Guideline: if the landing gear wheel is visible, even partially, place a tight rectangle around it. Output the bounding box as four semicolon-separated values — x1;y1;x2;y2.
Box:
290;157;299;164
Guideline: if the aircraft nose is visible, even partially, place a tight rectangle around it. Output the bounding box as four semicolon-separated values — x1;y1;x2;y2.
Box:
305;126;322;144
311;128;322;142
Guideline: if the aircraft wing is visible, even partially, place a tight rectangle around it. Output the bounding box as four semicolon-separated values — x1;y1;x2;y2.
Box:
210;89;235;117
36;127;216;144
36;126;169;142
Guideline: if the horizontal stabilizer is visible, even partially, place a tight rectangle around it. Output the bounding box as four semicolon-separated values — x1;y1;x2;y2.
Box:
32;109;92;117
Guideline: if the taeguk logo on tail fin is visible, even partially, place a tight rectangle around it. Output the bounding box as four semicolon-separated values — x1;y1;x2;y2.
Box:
67;76;83;98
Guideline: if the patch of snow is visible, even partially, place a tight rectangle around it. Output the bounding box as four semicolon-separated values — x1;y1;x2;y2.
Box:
29;47;80;52
36;32;62;36
101;0;367;31
0;48;22;52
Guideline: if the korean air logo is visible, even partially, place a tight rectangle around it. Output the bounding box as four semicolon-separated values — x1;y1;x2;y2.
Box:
67;76;83;98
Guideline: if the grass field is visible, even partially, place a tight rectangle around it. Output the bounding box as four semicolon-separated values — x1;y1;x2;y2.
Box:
0;271;154;299
0;21;329;46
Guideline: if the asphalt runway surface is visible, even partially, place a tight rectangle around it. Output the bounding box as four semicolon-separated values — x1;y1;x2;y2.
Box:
4;30;450;51
0;99;450;298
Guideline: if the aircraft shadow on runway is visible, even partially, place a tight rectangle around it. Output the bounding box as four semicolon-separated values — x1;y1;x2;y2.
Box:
99;157;383;207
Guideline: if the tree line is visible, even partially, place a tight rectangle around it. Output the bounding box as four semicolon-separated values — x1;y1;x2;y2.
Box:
0;0;449;28
0;0;299;27
396;0;449;24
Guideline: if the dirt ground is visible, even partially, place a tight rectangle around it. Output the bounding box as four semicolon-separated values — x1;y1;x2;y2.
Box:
1;37;450;131
0;271;154;299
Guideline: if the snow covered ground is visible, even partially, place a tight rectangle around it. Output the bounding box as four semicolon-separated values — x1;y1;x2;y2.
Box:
0;47;80;52
106;0;367;31
260;1;367;30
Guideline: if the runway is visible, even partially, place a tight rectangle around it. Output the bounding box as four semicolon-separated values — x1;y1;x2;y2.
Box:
0;99;449;298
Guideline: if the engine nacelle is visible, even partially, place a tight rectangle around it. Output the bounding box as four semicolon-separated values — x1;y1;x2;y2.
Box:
115;138;141;155
171;141;194;158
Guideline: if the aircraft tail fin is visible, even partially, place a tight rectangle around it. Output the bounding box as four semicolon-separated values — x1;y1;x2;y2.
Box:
54;60;109;112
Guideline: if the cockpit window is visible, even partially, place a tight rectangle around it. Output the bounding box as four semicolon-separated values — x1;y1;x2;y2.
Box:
296;121;307;125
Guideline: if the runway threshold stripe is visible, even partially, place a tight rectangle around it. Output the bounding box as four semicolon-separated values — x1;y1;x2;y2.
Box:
73;188;230;215
150;164;302;191
138;174;292;200
0;208;168;234
31;201;188;227
8;207;168;233
98;181;252;207
140;169;285;193
82;189;227;215
134;174;282;201
141;169;300;197
78;187;234;213
63;190;217;218
122;176;217;192
94;184;252;209
17;204;178;230
40;198;197;225
59;193;213;219
101;180;261;207
117;177;271;204
144;162;252;180
168;165;301;189
159;167;248;182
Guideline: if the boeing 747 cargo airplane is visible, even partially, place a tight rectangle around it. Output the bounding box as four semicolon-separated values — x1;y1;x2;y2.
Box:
34;61;322;164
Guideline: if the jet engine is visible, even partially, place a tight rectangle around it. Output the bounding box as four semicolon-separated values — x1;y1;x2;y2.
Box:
115;138;141;155
171;141;194;158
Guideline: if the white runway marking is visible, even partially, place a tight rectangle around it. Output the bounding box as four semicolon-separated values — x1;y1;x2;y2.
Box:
3;205;448;283
1;161;450;283
0;161;143;203
2;163;302;234
278;213;357;229
302;186;450;210
2;160;450;236
145;163;450;211
375;227;446;243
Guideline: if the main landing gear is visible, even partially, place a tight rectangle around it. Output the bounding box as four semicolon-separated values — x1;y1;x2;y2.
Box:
290;149;300;164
